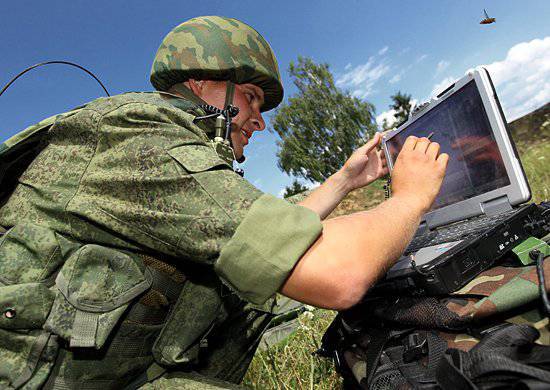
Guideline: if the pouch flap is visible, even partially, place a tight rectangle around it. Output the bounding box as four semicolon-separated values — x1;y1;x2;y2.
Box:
55;244;151;312
0;283;54;329
168;144;231;173
46;245;151;349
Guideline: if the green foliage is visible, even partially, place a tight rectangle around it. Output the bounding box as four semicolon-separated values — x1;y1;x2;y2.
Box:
515;140;549;203
243;309;341;389
382;91;413;130
272;57;377;183
283;180;309;198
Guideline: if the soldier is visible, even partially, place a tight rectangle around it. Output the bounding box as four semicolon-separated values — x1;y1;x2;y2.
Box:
0;16;447;389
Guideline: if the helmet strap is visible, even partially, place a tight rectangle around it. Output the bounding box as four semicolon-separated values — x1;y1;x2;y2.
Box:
223;81;246;163
223;80;236;142
224;80;235;110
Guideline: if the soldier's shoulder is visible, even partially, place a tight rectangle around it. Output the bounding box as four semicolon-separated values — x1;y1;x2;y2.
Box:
83;92;197;116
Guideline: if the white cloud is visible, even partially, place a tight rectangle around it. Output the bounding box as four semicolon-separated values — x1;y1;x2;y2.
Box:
378;46;389;55
430;76;456;97
417;54;428;63
430;37;549;120
482;36;550;120
389;73;402;84
277;180;318;199
336;56;391;98
344;63;352;70
376;108;397;128
376;99;418;129
435;60;450;75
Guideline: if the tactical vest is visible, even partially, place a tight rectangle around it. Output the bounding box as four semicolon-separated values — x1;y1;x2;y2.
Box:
0;96;275;389
320;235;550;389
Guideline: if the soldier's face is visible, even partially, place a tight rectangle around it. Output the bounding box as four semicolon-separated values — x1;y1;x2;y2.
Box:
197;81;266;160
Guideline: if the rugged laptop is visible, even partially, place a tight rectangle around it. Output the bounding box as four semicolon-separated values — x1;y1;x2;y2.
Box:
377;67;549;294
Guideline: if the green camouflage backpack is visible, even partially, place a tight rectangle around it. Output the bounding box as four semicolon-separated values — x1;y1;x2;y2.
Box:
320;230;550;389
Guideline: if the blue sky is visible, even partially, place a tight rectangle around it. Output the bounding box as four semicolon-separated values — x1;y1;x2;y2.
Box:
1;1;549;196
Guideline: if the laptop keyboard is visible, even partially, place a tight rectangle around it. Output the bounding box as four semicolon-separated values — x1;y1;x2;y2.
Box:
405;210;515;254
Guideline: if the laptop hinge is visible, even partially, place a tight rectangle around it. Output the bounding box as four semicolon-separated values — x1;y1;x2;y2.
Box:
481;195;512;217
416;221;430;234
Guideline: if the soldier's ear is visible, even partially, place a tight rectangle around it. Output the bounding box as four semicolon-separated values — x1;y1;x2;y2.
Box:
187;79;205;97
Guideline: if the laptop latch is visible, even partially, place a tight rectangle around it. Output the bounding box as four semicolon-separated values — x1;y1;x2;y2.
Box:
481;195;512;217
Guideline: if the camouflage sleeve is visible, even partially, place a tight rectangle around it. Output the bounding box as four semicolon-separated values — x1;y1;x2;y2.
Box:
66;101;321;304
216;194;322;305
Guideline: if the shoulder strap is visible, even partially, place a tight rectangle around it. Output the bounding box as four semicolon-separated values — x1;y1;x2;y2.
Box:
437;324;550;389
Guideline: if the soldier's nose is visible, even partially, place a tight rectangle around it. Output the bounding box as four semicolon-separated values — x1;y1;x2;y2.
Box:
250;112;265;131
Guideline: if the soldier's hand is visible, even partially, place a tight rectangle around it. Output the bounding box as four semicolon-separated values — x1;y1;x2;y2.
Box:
338;133;389;192
391;136;449;213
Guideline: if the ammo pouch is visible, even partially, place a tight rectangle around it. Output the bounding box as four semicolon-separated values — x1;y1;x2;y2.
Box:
0;223;164;389
152;272;223;367
44;244;152;349
0;222;232;388
0;224;64;389
321;259;550;390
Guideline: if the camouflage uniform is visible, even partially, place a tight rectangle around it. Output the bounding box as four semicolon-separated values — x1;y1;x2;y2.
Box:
0;17;321;389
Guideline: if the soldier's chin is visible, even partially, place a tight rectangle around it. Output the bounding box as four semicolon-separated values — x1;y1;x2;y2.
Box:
230;142;243;161
230;134;245;162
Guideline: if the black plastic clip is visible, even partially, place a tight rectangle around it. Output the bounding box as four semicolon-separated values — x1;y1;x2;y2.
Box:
403;332;428;363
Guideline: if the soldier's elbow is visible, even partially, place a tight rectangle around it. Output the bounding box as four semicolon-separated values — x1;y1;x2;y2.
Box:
329;279;369;310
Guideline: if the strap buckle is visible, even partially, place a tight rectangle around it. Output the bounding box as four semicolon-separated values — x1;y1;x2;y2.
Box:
403;332;428;363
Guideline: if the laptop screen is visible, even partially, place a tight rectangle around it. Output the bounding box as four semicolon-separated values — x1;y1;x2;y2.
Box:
387;80;510;210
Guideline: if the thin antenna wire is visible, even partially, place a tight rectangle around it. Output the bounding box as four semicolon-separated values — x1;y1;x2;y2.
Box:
0;61;110;98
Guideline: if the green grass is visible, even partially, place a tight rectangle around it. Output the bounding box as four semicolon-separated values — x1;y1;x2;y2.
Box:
243;123;549;389
516;140;549;203
243;309;341;389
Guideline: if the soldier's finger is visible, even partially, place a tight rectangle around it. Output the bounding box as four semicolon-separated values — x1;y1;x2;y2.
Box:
402;136;418;152
354;133;381;156
437;153;450;170
426;142;440;160
414;137;431;153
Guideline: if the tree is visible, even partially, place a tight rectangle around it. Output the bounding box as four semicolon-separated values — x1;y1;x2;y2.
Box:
389;91;413;128
283;180;309;198
272;57;377;183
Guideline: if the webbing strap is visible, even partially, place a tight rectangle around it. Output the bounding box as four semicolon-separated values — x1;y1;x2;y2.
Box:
435;351;478;390
70;311;98;348
473;323;537;352
466;351;550;382
435;325;550;388
365;328;391;386
224;80;235;109
425;332;448;380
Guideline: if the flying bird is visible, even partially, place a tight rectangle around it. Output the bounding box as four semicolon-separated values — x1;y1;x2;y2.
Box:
480;9;496;25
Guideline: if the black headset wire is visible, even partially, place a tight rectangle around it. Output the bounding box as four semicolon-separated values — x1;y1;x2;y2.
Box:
0;61;110;98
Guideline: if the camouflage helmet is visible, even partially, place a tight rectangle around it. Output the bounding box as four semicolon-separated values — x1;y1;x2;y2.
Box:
150;16;284;112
